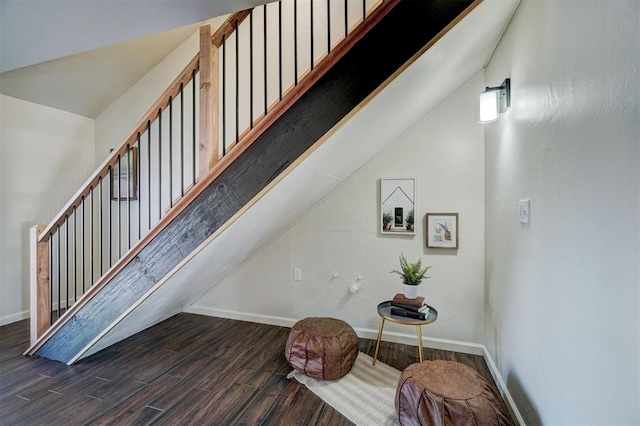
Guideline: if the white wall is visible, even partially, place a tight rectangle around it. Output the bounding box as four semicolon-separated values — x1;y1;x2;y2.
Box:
0;95;95;324
192;72;486;346
484;1;640;424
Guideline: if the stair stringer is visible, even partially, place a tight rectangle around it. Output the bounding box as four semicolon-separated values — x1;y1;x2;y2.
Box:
75;0;520;363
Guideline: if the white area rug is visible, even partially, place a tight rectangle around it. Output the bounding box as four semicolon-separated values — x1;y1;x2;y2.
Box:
288;352;401;425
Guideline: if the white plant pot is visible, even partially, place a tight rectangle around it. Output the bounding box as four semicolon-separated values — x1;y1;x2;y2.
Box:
402;284;419;299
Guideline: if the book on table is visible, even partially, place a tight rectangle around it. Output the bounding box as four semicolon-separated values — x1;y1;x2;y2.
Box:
391;302;429;313
390;307;427;320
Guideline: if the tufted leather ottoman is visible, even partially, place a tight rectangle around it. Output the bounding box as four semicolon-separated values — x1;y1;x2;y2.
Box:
395;360;513;426
285;317;359;380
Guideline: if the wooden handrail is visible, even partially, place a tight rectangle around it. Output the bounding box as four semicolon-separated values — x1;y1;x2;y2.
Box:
212;10;252;47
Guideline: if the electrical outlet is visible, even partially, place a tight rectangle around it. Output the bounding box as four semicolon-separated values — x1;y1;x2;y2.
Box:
293;268;302;281
519;199;530;224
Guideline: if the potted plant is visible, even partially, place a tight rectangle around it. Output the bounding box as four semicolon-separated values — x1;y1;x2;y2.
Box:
382;212;393;230
390;253;431;299
406;209;414;231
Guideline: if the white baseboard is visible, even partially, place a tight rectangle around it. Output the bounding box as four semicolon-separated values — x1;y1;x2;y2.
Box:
186;305;485;355
185;305;297;328
0;310;30;326
482;347;526;426
357;327;486;356
186;304;524;424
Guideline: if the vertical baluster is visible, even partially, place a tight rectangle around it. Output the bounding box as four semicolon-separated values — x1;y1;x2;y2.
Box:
49;234;53;324
278;1;282;101
81;196;85;293
363;0;366;21
345;0;348;38
117;156;121;258
250;10;254;128
98;176;103;275
294;0;298;86
90;187;94;285
192;69;196;184
64;216;69;311
147;120;152;229
180;83;185;196
222;34;227;155
235;19;240;143
311;0;315;70
158;110;162;220
235;19;240;144
264;4;268;116
327;0;331;53
73;206;77;302
127;145;132;249
169;100;173;208
108;167;112;267
56;225;60;319
137;134;142;240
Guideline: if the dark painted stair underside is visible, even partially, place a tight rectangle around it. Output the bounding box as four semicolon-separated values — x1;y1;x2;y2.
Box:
36;0;475;363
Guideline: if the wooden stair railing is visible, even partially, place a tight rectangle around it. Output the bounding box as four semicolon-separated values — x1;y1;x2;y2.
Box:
27;0;397;352
28;53;202;348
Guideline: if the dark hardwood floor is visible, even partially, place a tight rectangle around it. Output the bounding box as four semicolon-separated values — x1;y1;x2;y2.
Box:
1;313;502;425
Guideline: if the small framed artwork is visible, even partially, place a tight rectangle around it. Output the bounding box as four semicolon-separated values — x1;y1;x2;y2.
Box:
426;213;458;249
380;177;415;235
111;147;138;200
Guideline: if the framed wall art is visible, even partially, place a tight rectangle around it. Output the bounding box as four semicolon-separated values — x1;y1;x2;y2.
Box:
111;147;138;201
380;177;415;235
426;213;458;249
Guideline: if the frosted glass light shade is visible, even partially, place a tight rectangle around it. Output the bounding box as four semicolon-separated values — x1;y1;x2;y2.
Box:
478;90;499;123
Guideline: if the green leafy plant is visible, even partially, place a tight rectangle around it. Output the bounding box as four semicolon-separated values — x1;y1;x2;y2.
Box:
406;209;414;225
383;212;393;226
405;209;414;230
390;253;431;286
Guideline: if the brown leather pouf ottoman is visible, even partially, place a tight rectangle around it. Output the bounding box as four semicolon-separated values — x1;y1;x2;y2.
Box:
285;317;359;380
395;360;513;426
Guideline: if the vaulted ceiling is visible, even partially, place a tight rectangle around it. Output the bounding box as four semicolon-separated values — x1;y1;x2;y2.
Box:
0;0;272;118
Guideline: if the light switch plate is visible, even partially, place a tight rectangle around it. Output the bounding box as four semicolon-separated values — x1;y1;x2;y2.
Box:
293;268;302;281
519;199;530;224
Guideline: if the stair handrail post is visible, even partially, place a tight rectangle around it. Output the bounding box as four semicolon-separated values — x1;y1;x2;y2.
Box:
30;225;50;346
199;23;219;177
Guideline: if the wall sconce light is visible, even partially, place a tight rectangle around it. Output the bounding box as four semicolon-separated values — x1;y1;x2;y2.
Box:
478;78;510;123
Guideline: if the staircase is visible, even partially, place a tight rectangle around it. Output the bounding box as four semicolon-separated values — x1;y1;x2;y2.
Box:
26;0;483;364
